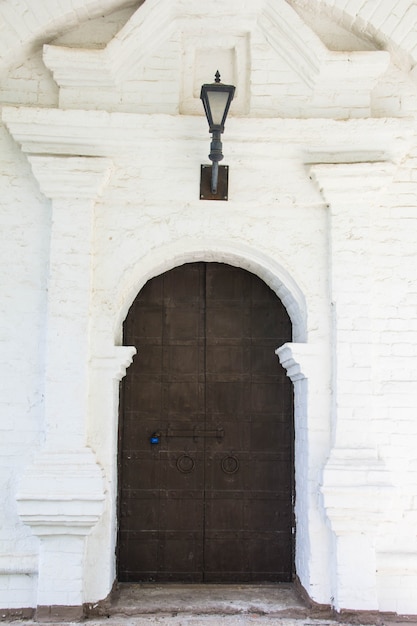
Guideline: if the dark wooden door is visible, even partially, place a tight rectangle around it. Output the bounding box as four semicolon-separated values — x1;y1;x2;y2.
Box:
118;263;293;583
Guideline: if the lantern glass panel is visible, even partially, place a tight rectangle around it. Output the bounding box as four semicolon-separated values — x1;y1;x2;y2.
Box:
207;90;230;127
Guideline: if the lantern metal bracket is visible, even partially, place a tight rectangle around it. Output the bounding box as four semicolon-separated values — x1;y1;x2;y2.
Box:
200;164;229;201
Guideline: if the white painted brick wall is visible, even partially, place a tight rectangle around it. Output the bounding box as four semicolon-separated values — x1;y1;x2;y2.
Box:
0;127;47;608
1;0;417;617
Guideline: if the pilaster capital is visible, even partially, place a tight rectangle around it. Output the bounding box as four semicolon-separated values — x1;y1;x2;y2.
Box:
27;155;113;203
91;346;137;381
321;447;398;534
276;342;326;382
309;161;395;207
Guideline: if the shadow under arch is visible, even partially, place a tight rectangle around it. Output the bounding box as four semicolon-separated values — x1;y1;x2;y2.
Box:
114;238;307;345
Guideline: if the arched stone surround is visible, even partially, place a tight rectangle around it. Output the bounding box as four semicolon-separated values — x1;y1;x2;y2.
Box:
85;237;332;604
113;239;307;343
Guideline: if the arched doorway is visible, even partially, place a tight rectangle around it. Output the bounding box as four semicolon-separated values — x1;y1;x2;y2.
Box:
117;262;294;582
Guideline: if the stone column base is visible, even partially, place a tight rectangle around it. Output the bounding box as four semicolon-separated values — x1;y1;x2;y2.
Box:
16;448;105;610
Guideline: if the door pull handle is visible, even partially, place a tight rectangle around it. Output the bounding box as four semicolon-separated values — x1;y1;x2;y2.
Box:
149;428;224;442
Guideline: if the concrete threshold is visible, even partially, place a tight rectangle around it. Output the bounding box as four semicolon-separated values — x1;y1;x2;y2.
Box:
3;584;407;625
87;582;324;620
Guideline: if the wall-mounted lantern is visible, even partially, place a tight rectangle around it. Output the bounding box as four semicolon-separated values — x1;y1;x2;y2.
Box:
200;71;235;201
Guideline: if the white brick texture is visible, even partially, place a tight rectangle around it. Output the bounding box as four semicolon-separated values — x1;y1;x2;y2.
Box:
1;0;417;618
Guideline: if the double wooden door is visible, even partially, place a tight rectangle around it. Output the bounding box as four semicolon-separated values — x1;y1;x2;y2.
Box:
118;263;293;582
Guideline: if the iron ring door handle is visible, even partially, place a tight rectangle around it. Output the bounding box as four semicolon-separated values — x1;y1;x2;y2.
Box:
176;454;195;474
221;455;239;474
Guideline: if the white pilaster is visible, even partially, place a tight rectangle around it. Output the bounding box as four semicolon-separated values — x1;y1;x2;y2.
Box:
277;342;332;603
30;156;112;450
310;162;395;611
16;156;112;614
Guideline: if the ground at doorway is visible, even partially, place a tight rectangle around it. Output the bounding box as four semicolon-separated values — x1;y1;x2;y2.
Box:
83;584;409;626
2;616;406;626
93;583;310;619
2;585;411;625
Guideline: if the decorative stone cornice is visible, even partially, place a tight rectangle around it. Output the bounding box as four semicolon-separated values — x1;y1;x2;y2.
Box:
2;106;411;161
310;161;396;206
1;0;417;86
27;155;113;202
43;0;176;89
259;0;322;90
41;0;389;116
259;0;389;100
43;47;115;90
91;346;136;381
276;342;326;381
